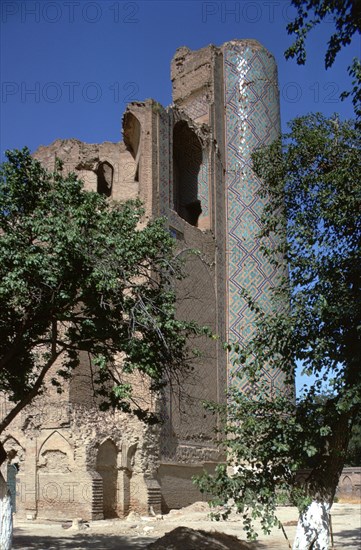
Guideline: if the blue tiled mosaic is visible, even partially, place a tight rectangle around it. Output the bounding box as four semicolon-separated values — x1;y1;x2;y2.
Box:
224;41;285;392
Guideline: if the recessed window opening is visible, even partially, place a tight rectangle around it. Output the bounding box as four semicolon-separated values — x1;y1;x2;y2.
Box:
173;121;202;226
96;439;118;518
97;161;113;197
123;112;141;183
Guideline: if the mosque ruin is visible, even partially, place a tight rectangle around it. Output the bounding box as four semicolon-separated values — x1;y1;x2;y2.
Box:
1;39;289;520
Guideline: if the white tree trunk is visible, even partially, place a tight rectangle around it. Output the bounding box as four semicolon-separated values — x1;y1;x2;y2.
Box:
0;472;12;550
293;500;331;550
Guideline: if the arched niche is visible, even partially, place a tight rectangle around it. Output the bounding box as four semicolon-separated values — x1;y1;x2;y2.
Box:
96;161;114;197
173;121;202;226
123;112;141;184
341;475;353;494
123;112;141;160
38;431;73;473
96;439;118;518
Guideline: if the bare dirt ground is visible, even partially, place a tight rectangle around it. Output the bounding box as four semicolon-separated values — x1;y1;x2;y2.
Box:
13;502;361;550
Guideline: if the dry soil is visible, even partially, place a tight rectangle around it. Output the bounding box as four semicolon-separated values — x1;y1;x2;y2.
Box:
13;502;361;549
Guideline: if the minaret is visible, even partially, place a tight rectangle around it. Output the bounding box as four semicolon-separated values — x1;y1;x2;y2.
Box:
171;39;285;392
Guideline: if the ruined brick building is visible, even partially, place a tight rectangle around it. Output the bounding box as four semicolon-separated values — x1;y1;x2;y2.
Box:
1;40;288;520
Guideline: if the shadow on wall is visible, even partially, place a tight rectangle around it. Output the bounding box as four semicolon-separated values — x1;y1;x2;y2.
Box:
96;161;114;197
173;120;202;227
123;111;141;184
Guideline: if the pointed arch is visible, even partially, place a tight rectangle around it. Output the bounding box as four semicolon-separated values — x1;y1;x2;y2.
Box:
122;112;142;186
38;431;73;473
96;439;118;518
123;112;142;162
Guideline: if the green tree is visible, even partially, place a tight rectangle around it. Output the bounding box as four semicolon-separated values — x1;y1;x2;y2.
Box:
345;412;361;466
0;148;201;548
285;0;361;117
195;114;361;548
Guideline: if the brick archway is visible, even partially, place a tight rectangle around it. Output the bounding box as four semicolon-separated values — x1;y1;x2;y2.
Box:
96;439;118;518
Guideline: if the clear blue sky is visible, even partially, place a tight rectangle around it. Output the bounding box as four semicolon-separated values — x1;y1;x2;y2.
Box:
1;0;359;159
1;1;359;394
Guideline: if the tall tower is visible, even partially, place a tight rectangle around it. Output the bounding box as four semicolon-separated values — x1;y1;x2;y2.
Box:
153;40;285;509
171;39;284;390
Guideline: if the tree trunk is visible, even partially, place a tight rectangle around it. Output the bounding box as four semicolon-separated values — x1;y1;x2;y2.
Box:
292;500;330;550
0;442;12;550
293;410;352;550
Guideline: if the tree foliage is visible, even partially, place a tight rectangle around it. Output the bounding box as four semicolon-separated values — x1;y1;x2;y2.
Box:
285;0;361;117
345;411;361;466
195;114;361;539
0;148;202;433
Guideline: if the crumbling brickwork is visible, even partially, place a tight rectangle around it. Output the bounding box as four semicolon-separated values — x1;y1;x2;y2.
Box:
1;39;287;519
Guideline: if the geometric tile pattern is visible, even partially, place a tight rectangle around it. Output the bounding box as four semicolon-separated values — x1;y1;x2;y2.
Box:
223;41;285;392
181;90;209;122
199;149;209;218
158;107;171;216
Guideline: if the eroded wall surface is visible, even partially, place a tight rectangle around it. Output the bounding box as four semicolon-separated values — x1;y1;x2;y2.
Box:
2;39;288;518
1;374;160;520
